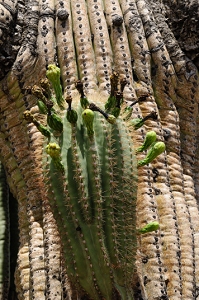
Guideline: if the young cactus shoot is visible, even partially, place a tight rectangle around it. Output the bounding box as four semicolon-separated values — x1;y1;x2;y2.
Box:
46;64;65;109
136;131;157;153
138;142;166;167
138;221;160;234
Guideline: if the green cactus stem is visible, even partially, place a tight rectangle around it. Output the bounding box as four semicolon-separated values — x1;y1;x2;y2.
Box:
136;131;157;153
46;64;65;109
130;111;158;130
23;110;51;138
138;221;160;234
43;104;137;299
137;141;166;167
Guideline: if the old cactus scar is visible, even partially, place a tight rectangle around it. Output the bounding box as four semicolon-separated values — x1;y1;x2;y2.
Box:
23;65;165;300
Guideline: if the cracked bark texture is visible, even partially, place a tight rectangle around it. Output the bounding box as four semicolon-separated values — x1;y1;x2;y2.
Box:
0;0;199;299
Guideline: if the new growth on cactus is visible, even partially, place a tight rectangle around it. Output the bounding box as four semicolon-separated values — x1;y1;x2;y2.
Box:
137;142;166;167
24;65;165;300
136;131;157;153
46;64;65;109
138;221;160;234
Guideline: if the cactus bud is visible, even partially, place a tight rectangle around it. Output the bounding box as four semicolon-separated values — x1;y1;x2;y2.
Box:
46;64;64;109
67;109;78;125
105;72;119;111
36;124;51;138
138;141;166;167
47;112;63;132
138;221;160;234
46;143;61;158
107;114;116;124
82;109;94;138
111;107;120;118
24;111;51;138
136;131;157;153
31;85;46;102
37;100;48;114
46;143;64;173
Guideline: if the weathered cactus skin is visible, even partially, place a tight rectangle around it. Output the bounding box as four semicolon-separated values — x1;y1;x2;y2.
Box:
0;0;198;299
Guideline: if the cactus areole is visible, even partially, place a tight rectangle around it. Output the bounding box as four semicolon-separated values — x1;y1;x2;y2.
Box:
25;65;165;300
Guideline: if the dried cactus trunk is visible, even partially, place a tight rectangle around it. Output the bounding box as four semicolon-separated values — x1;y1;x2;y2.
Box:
0;0;199;300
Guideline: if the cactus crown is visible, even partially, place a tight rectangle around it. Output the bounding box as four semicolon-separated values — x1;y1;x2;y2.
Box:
24;65;164;299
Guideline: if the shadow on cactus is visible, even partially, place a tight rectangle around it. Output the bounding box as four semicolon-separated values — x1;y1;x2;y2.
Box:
24;65;165;300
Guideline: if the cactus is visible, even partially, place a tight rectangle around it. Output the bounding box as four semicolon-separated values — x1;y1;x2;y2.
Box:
22;67;165;299
0;0;199;299
28;71;133;299
46;64;65;109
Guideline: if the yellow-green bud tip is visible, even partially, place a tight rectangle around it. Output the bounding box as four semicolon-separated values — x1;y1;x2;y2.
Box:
46;143;61;158
46;64;60;76
107;114;116;124
82;109;94;120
